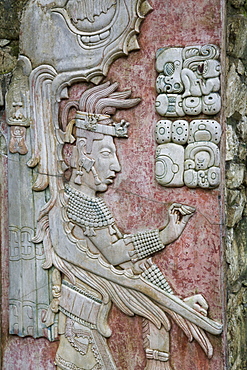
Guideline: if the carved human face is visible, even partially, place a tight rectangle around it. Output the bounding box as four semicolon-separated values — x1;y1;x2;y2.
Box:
194;151;210;170
88;135;121;192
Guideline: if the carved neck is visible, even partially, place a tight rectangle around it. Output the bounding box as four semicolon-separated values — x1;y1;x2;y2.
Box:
69;171;97;198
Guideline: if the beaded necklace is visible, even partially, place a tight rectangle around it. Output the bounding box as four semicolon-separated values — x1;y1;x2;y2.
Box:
64;184;115;236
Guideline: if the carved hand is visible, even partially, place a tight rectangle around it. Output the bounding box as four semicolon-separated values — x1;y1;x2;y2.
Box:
159;203;195;245
183;294;208;316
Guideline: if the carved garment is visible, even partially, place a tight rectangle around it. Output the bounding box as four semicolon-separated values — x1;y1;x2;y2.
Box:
48;186;216;369
56;315;116;370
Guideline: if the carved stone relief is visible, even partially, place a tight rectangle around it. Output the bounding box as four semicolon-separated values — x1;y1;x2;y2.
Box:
184;142;220;188
155;143;184;187
6;56;31;128
155;44;221;117
7;75;223;368
21;0;152;82
8;225;53;339
6;58;59;340
9;126;28;155
6;2;223;368
6;0;152;344
155;119;222;188
33;82;222;369
6;56;32;155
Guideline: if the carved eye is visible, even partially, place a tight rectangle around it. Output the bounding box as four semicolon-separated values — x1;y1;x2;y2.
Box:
100;149;111;157
164;62;175;76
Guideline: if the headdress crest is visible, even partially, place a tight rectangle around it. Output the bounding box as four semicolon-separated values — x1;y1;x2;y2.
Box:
60;81;140;142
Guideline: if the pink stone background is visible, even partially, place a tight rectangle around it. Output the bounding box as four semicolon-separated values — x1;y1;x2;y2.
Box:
104;0;225;368
1;0;225;368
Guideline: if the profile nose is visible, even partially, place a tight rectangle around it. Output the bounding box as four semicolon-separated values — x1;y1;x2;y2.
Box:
110;154;121;172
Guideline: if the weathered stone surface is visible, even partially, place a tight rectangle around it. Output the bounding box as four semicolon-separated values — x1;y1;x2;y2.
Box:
227;14;247;59
232;218;247;279
226;3;247;367
237;115;247;141
0;44;18;74
227;287;247;370
226;124;239;161
0;1;28;102
226;162;245;189
237;59;245;74
226;217;247;283
229;0;246;8
0;39;10;47
0;0;28;39
0;73;12;107
226;188;246;227
226;203;247;368
238;142;247;161
226;63;247;118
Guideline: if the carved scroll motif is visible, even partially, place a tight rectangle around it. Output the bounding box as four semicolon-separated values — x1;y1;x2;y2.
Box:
155;45;221;117
155;119;222;188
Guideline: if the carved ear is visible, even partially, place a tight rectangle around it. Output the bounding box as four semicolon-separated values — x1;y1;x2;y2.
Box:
77;138;87;157
70;138;87;168
70;139;86;169
76;138;95;172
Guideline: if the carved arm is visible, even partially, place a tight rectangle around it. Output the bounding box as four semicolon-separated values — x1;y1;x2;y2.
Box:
128;204;195;262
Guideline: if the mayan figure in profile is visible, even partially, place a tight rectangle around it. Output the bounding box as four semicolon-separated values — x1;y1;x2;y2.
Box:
29;81;223;369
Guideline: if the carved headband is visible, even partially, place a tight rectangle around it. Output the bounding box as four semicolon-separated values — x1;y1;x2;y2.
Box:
75;111;129;138
61;111;130;144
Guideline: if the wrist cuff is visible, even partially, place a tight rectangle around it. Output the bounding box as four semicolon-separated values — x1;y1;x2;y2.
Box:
129;230;163;262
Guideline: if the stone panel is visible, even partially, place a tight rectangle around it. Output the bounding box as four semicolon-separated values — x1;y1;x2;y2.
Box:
1;0;226;369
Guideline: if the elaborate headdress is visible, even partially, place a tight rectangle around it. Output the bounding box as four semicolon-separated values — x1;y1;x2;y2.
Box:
59;81;140;144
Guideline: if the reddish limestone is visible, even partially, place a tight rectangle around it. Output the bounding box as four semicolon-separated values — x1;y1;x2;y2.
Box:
1;0;225;369
104;0;224;368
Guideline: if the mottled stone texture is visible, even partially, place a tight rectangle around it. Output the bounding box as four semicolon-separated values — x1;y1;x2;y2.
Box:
0;0;26;100
4;0;247;369
226;1;247;369
2;0;224;368
0;1;23;105
0;2;59;369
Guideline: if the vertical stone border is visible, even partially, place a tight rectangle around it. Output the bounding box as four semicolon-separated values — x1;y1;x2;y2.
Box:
226;0;247;368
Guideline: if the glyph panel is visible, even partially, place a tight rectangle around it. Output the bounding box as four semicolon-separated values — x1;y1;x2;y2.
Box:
155;119;221;188
156;143;184;187
155;44;221;117
188;119;222;144
184;142;220;188
155;120;172;143
171;119;189;144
